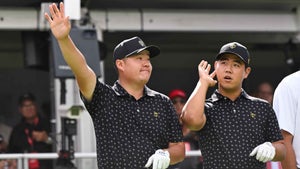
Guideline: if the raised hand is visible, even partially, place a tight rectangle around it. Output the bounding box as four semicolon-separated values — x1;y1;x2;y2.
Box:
198;60;217;87
44;2;71;40
32;130;48;142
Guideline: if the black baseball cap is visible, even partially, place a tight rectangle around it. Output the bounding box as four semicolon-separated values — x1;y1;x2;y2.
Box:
113;36;160;62
216;42;250;66
18;93;36;106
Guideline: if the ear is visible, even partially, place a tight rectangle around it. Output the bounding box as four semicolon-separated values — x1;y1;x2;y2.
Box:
244;67;251;79
214;60;218;69
115;59;125;71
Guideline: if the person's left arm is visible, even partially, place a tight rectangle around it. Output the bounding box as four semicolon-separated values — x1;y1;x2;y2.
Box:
250;105;286;163
144;100;185;169
271;140;286;161
167;142;185;165
250;140;286;163
32;131;49;143
144;142;185;169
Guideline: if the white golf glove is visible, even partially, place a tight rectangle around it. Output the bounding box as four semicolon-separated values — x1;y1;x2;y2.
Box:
145;149;170;169
249;142;275;163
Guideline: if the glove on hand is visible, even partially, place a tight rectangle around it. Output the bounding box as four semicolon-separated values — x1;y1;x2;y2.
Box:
145;149;170;169
249;142;275;163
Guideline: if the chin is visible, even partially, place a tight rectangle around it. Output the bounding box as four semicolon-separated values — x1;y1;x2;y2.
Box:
139;78;149;85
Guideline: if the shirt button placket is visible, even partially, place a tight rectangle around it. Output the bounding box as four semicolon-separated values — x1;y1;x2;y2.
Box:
232;102;236;113
136;101;140;113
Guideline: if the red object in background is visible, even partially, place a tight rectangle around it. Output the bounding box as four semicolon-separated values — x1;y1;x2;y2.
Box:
267;161;282;169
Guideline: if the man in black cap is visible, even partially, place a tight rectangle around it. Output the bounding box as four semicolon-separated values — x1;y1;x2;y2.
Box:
181;42;286;169
45;2;185;169
8;93;52;169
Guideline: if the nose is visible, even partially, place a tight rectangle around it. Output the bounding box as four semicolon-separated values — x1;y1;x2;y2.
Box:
224;64;233;73
142;59;151;67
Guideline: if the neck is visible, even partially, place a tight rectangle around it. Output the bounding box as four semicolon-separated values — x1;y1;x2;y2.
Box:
218;87;242;101
25;116;38;124
118;79;145;100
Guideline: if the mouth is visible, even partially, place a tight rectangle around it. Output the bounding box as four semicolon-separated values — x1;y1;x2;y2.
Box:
140;69;150;73
224;75;232;81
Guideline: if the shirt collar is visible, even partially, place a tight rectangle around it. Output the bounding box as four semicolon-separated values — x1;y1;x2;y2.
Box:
210;89;251;102
112;81;156;97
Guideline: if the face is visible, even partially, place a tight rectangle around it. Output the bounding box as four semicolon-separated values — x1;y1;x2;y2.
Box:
116;50;152;85
19;100;38;120
257;82;273;103
214;54;251;93
171;97;186;117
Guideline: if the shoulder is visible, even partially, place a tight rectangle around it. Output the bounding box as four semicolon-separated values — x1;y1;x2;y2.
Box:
145;87;170;101
247;94;268;103
90;79;116;97
244;95;273;110
95;79;114;90
274;72;300;99
38;116;50;123
277;71;300;88
11;122;24;134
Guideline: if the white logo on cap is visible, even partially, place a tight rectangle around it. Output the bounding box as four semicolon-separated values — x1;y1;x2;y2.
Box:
138;40;145;47
229;43;237;49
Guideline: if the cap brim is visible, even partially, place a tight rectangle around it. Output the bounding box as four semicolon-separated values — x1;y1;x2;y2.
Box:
216;52;247;65
125;45;160;58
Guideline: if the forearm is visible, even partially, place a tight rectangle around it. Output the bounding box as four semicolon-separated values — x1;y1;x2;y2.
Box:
272;140;286;161
166;142;185;165
280;142;297;169
181;80;208;131
57;36;89;75
277;130;297;169
57;36;96;99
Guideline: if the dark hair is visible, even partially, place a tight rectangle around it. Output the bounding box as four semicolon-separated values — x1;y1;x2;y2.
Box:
18;93;36;106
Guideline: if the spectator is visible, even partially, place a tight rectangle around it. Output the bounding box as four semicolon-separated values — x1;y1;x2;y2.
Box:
181;42;286;169
254;81;274;105
273;70;300;169
168;89;203;169
253;81;282;169
8;93;52;169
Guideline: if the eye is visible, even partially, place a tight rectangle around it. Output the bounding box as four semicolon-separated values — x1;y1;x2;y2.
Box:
136;56;143;60
233;63;241;68
220;60;226;65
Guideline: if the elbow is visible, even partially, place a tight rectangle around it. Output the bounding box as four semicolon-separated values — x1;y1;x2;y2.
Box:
181;110;205;131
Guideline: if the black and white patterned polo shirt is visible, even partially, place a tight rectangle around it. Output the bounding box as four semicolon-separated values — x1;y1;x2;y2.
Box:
197;90;283;169
81;80;183;169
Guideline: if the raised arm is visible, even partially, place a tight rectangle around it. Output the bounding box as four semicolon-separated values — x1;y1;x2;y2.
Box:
45;2;96;100
181;60;217;131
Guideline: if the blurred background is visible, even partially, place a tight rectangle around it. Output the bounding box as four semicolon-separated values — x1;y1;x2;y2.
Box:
0;0;300;167
1;0;300;126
